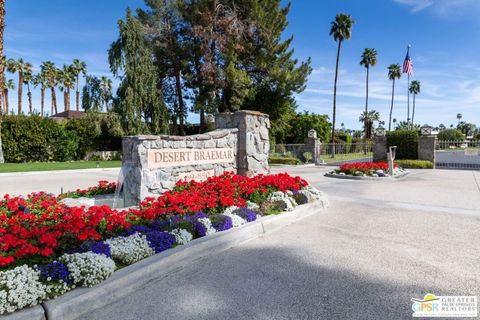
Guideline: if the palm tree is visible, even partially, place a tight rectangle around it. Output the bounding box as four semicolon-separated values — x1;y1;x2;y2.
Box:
99;76;112;111
409;80;420;124
23;67;34;114
396;120;420;130
32;72;48;116
41;61;59;115
2;77;13;113
58;65;75;112
387;64;401;131
359;109;380;139
0;0;4;163
6;58;32;114
456;113;462;125
71;59;87;111
329;13;354;152
360;48;377;152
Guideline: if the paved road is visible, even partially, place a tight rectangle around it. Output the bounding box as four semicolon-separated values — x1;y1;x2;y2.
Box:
1;167;479;319
68;166;477;320
0;168;120;196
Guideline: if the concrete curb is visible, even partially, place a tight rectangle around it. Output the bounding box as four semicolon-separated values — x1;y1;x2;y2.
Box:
17;198;326;320
0;306;45;320
0;168;120;177
324;171;409;181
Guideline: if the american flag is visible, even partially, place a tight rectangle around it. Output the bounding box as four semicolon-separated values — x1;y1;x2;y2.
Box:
403;49;413;75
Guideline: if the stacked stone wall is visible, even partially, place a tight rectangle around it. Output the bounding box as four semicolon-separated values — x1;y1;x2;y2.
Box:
122;110;269;205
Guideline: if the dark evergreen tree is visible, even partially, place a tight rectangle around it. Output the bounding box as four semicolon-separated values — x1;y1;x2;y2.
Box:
81;75;103;112
134;0;311;139
138;0;190;135
109;8;168;135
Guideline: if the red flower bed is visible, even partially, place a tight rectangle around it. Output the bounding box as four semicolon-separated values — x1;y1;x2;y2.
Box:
59;180;117;199
338;162;397;175
0;173;307;268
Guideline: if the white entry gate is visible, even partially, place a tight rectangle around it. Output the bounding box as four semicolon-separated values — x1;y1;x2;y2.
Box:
435;140;480;170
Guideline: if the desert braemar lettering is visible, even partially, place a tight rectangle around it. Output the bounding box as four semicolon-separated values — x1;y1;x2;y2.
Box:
147;148;235;169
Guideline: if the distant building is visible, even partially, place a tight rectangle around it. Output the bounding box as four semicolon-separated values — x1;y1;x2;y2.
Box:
50;110;86;121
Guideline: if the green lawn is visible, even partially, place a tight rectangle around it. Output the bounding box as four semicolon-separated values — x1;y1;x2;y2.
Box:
0;161;122;173
321;152;373;164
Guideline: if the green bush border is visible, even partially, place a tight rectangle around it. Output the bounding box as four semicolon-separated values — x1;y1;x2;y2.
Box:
394;159;433;169
268;156;301;165
387;130;419;160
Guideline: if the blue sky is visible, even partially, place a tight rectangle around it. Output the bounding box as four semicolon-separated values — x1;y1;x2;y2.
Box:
5;0;480;129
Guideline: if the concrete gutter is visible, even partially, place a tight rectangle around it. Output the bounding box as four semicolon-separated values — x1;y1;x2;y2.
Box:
1;198;328;320
0;307;45;320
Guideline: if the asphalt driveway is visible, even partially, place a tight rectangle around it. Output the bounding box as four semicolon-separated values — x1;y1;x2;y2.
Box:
70;166;478;320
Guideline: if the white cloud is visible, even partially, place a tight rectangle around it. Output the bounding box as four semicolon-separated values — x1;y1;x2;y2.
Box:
394;0;434;12
393;0;480;18
295;64;480;130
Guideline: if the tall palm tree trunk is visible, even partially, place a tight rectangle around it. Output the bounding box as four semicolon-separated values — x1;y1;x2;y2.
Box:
0;0;5;163
76;74;80;111
412;94;416;123
17;73;23;114
40;87;45;116
51;87;57;115
63;90;67;112
331;40;342;156
27;83;33;114
388;79;395;131
3;89;7;112
364;66;369;155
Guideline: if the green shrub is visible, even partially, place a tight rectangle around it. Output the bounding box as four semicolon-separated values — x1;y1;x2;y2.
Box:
283;111;331;144
0;113;123;163
302;152;313;163
394;159;433;169
65;112;124;159
387;130;419;160
268;156;301;165
336;132;352;144
1;115;79;163
336;132;353;152
437;129;465;141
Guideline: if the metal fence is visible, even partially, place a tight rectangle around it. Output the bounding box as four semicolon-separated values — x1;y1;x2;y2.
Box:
319;142;373;165
269;144;311;163
435;140;480;170
269;142;373;165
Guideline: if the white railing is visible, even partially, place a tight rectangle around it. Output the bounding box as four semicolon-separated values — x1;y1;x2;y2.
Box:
435;140;480;169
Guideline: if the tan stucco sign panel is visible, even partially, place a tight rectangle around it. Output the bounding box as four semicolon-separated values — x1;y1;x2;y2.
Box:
147;148;235;169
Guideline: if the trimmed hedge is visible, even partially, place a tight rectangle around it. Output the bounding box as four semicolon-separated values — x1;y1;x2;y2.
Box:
268;156;301;165
1;115;78;162
394;159;433;169
437;129;465;141
0;113;124;163
387;130;419;160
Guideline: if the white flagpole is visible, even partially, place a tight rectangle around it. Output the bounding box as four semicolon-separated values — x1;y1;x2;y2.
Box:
406;44;411;124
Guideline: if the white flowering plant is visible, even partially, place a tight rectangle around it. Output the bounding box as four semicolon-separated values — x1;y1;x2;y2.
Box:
222;213;247;227
0;265;46;314
169;228;193;245
105;233;155;265
267;191;297;211
60;252;116;287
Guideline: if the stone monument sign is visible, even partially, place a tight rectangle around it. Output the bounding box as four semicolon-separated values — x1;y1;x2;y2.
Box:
121;110;270;205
